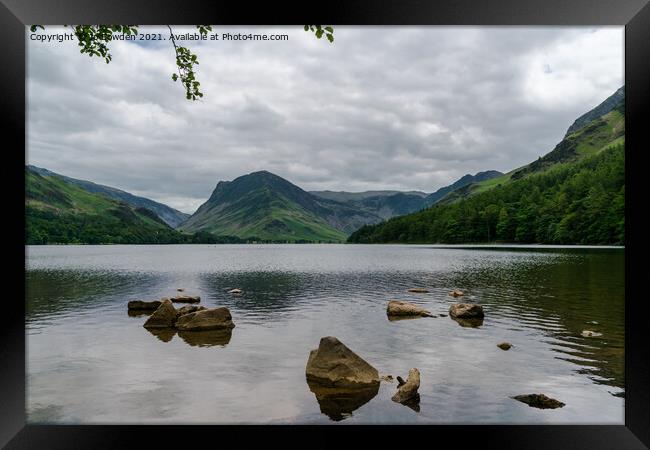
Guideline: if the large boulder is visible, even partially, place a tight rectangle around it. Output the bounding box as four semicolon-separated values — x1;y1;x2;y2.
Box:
171;295;201;303
175;307;235;331
449;303;484;319
127;300;162;310
305;336;380;388
387;300;433;318
177;305;207;317
392;368;421;408
143;299;178;328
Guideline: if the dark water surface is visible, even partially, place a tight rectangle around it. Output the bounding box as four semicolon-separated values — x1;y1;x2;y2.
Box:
26;244;624;424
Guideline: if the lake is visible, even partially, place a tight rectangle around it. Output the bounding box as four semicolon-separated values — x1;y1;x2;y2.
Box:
26;244;625;424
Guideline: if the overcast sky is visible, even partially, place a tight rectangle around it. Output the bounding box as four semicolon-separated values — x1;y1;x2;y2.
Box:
27;26;623;214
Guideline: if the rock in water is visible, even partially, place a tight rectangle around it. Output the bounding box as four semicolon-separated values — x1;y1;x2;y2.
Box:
171;295;201;303
127;300;162;310
581;330;603;337
387;300;433;318
175;307;235;331
177;305;207;317
380;375;394;383
305;336;380;388
449;303;484;319
407;288;429;293
392;368;421;404
143;299;178;328
497;342;512;350
513;393;565;409
177;288;185;292
228;288;243;294
449;289;464;297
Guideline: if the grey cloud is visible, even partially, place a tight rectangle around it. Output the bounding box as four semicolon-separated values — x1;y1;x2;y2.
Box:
27;26;623;214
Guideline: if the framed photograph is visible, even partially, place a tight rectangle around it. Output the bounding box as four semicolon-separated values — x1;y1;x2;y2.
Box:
3;0;649;447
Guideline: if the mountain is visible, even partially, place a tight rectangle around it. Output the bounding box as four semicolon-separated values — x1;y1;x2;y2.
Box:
26;166;186;244
178;170;384;242
27;165;189;228
423;170;503;205
348;87;625;245
565;86;624;136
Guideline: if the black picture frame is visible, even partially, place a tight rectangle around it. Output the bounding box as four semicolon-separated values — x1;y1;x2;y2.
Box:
3;0;649;447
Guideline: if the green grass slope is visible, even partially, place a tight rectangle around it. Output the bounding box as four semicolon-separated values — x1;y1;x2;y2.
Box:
26;168;185;244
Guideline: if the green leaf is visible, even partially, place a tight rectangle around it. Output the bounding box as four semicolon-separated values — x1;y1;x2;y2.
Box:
326;34;334;43
325;26;333;33
315;30;323;38
304;25;309;31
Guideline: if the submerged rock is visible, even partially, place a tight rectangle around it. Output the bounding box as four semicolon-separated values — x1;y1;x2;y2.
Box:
513;393;565;409
171;295;201;303
449;303;484;319
177;305;207;317
581;330;603;337
178;329;232;347
306;381;379;421
127;300;162;310
305;336;380;388
175;307;235;331
177;288;185;292
380;374;394;383
497;342;512;351
387;300;433;318
449;289;465;297
143;299;178;329
407;288;429;293
228;288;243;294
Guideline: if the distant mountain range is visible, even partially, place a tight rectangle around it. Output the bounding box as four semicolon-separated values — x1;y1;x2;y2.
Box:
27;164;502;243
27;86;625;245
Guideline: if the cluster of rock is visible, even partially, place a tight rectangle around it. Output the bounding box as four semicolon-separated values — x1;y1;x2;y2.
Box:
127;294;235;333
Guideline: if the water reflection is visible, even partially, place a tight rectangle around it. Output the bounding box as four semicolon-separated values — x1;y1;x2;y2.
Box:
306;380;379;421
178;329;233;347
26;245;625;424
146;327;177;343
128;310;152;318
451;317;484;328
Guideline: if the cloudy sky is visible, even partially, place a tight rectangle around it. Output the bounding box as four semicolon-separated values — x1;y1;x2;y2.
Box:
27;26;623;214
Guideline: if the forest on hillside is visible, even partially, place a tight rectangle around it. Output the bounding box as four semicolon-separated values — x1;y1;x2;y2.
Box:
348;144;624;245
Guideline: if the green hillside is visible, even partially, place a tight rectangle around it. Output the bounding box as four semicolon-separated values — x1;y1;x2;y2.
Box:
26;168;185;244
348;89;625;246
348;143;624;245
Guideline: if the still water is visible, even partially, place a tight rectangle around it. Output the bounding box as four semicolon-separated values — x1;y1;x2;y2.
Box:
26;244;624;424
